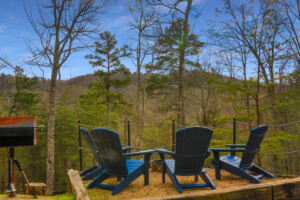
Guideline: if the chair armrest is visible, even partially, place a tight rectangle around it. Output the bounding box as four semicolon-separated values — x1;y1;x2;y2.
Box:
123;146;134;150
156;148;175;160
209;148;246;152
123;150;155;157
124;150;155;165
156;148;175;155
122;146;134;153
225;144;246;148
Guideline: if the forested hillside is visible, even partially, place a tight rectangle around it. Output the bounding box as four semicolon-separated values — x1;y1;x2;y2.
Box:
0;0;299;195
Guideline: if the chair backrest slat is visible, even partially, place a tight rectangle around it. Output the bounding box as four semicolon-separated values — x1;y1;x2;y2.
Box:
90;128;127;176
240;125;268;169
174;127;213;174
80;128;102;165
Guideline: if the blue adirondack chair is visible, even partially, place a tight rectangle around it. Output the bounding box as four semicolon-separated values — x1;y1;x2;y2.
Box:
210;125;274;183
79;128;104;180
87;128;155;195
79;128;133;180
157;126;216;194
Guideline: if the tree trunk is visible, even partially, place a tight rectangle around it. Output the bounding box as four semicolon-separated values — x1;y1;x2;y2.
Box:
136;35;143;127
106;61;110;123
256;64;261;126
176;0;192;126
137;67;141;113
9;75;20;116
47;65;59;195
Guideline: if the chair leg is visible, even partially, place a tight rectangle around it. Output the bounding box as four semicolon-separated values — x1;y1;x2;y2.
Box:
194;175;198;182
112;165;144;195
249;165;275;178
87;171;110;189
212;152;221;180
82;167;104;180
212;159;221;180
166;167;182;193
221;162;261;183
159;154;166;183
199;172;216;189
144;154;151;186
162;164;166;183
80;164;98;176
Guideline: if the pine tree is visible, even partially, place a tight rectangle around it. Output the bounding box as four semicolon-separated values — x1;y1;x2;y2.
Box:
85;32;131;124
147;18;204;123
5;66;40;116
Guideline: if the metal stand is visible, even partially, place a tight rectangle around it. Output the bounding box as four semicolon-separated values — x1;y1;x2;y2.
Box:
5;148;37;198
6;148;16;197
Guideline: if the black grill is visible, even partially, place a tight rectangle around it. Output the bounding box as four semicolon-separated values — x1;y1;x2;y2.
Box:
0;116;37;148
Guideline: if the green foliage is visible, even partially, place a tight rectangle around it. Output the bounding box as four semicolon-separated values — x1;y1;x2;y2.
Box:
84;31;132;124
85;31;131;90
54;90;79;191
150;18;203;73
79;78;132;126
261;130;300;153
146;74;173;97
3;66;40;116
143;125;172;150
210;128;233;147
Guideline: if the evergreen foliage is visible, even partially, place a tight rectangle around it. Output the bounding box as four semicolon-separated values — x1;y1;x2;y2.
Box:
85;31;131;124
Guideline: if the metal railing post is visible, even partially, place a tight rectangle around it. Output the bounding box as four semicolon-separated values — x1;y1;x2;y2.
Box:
172;120;175;151
127;120;131;148
231;118;236;156
78;120;83;171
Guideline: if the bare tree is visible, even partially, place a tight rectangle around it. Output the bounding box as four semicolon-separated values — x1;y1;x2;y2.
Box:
212;0;286;124
128;0;157;126
24;0;108;194
279;0;300;66
189;51;223;126
146;0;206;126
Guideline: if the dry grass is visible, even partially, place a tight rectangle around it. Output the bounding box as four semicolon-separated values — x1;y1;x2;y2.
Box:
83;168;287;200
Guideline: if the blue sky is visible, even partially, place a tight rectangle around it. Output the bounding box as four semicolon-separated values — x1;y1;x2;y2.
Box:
0;0;222;80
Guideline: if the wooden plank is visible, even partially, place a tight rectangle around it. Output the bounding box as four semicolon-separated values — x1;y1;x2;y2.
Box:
134;183;273;200
134;178;300;200
67;169;90;200
272;177;300;200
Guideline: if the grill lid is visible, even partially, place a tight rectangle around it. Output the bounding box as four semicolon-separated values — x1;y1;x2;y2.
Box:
0;116;38;148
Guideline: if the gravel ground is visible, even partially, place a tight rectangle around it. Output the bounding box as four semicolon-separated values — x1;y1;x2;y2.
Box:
84;168;287;200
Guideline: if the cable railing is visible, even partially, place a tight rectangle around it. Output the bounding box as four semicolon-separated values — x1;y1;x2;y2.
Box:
77;118;300;176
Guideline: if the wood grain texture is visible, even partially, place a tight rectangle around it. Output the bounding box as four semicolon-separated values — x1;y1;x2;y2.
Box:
272;177;300;200
68;169;90;200
25;183;47;196
134;177;300;200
